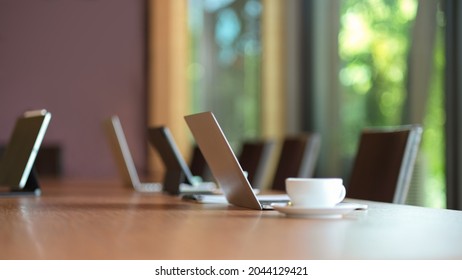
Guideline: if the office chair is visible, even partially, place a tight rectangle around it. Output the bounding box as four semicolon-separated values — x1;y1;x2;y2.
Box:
270;133;321;191
238;139;275;189
346;125;423;204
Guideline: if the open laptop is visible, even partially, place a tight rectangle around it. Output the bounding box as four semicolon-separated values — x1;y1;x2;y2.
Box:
147;126;217;195
185;112;368;211
0;109;52;196
103;116;162;192
104;115;216;194
184;112;291;210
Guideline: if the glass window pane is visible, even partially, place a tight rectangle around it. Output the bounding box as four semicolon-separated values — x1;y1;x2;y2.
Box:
188;0;262;147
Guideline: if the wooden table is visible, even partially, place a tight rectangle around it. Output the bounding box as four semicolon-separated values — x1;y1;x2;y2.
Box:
1;179;461;259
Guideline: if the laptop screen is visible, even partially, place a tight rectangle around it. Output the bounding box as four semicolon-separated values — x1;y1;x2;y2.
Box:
103;116;142;187
0;110;51;189
184;112;262;209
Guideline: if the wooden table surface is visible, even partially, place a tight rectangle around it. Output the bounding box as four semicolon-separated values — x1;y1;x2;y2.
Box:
1;179;462;260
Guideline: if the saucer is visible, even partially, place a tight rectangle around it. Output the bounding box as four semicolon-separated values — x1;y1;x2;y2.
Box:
272;203;358;218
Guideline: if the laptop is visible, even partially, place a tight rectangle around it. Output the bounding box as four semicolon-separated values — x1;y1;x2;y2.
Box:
104;116;216;194
103;116;162;192
147;126;217;195
184;111;291;210
0;109;51;195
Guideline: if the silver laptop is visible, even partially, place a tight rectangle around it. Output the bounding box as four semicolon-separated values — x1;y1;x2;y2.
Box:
104;116;216;194
103;116;162;192
184;111;290;210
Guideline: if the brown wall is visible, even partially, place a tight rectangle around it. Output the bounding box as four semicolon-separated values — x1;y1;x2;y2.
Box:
0;0;147;178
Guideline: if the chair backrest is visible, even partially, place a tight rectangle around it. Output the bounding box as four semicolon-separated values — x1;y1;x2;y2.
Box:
270;133;321;191
189;145;208;178
347;125;423;204
238;139;275;189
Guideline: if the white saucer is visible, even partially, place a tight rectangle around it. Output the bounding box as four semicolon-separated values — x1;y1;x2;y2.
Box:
272;203;359;218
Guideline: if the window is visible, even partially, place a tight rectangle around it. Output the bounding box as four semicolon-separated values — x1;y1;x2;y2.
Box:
188;0;262;147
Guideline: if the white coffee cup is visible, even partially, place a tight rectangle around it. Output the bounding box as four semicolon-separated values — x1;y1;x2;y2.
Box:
285;178;346;208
